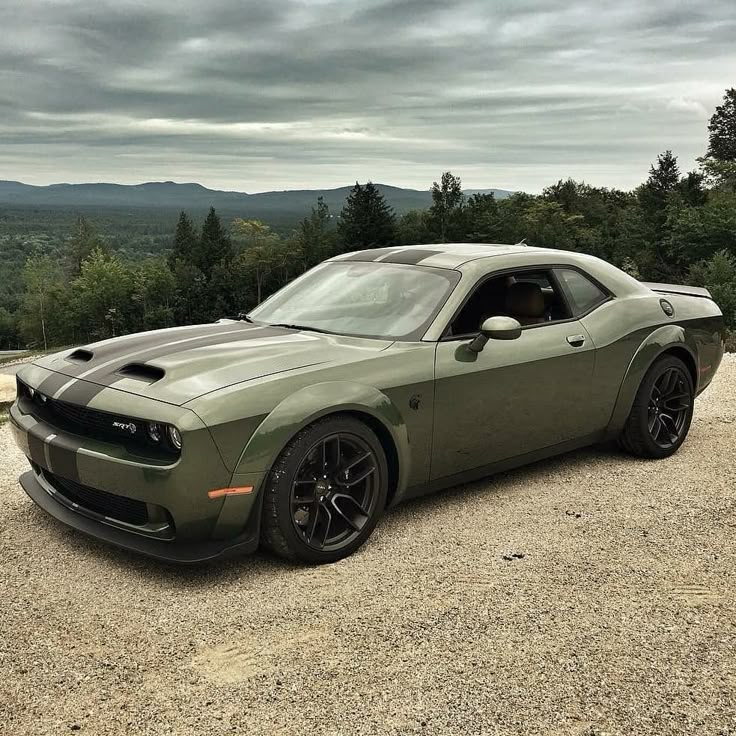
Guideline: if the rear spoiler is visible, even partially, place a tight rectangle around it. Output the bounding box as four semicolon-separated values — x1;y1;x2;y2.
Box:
641;282;712;299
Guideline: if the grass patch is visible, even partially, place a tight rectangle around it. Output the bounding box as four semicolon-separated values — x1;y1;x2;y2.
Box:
0;409;9;426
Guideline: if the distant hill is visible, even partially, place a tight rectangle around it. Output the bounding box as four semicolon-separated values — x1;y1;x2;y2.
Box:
0;180;513;220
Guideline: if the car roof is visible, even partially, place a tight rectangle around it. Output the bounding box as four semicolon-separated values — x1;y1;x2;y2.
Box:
329;243;535;269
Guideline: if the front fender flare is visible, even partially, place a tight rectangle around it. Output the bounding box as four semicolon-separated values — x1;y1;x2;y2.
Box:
233;381;410;498
605;324;697;437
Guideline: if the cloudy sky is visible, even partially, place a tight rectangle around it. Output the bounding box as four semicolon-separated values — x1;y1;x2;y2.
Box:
2;0;735;193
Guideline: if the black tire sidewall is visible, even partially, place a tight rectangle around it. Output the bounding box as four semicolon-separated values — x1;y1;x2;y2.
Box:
267;416;389;564
630;355;695;458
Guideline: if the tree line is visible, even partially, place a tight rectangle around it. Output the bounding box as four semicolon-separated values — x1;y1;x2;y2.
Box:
4;87;736;350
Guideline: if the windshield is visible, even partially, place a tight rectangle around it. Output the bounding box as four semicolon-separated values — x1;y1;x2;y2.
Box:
249;261;460;340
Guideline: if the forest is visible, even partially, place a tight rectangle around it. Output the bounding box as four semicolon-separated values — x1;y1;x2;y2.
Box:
2;87;735;351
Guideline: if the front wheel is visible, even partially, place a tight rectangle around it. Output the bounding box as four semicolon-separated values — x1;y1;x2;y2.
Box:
618;354;694;458
261;416;389;564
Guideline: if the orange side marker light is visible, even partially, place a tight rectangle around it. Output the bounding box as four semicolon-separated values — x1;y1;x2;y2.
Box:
207;486;254;500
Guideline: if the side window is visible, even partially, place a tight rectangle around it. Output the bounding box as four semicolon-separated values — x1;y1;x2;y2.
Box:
447;269;571;337
555;268;608;316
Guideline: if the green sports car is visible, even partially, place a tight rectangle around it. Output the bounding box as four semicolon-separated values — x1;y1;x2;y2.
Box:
10;243;725;564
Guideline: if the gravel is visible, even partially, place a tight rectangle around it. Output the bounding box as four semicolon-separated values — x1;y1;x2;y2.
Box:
0;375;15;405
1;357;735;736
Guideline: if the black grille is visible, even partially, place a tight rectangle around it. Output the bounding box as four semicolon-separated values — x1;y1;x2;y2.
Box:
50;399;143;439
17;378;179;458
43;470;149;526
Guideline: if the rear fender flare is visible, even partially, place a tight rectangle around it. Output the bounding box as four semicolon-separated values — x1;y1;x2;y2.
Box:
606;325;697;437
233;381;410;495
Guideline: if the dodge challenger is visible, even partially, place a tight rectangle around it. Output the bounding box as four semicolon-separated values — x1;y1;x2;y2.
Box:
10;243;725;564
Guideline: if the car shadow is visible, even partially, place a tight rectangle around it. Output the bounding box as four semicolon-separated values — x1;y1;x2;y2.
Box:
26;441;638;587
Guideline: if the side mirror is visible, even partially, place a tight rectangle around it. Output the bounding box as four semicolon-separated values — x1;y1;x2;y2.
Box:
468;316;522;353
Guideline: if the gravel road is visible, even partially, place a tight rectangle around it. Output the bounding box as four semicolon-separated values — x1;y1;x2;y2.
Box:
1;358;735;736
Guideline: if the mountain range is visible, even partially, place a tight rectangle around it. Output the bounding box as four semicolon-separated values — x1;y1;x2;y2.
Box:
0;180;513;221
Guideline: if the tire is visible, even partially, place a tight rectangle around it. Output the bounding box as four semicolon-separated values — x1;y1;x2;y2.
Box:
261;415;389;564
618;354;694;459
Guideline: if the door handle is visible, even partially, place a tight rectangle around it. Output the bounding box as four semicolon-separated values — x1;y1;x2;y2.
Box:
566;334;586;347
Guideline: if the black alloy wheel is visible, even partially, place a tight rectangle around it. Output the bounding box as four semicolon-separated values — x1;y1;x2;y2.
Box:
261;416;388;563
647;365;691;449
619;354;695;459
290;433;380;551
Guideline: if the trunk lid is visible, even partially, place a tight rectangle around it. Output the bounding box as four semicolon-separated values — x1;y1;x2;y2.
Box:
642;282;712;299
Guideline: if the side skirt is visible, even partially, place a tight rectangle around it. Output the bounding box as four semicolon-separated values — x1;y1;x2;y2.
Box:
401;431;604;502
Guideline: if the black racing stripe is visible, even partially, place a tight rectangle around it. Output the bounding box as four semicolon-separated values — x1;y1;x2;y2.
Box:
47;434;83;483
37;371;74;397
56;379;107;406
28;432;48;469
63;325;288;390
54;323;239;377
339;247;402;262
381;249;442;265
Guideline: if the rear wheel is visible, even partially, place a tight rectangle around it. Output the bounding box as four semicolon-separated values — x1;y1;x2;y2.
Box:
619;355;694;458
261;416;388;563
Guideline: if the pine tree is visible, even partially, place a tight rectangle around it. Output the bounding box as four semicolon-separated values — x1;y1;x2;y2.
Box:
646;150;681;194
338;182;396;250
638;150;681;220
168;211;198;269
196;207;233;278
299;197;333;269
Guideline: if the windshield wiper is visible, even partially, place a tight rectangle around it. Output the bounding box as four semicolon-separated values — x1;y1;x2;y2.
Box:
270;322;335;335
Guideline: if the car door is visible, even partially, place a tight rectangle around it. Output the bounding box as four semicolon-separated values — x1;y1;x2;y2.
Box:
430;271;597;481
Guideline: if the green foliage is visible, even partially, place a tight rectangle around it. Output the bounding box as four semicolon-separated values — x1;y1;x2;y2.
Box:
298;197;335;270
20;254;64;349
397;209;431;245
464;193;501;242
132;258;176;330
195;207;232;278
70;249;135;341
68;216;106;277
690;250;736;328
706;88;736;162
0;307;17;349
698;157;736;194
338;182;397;249
429;172;464;242
168;211;198;269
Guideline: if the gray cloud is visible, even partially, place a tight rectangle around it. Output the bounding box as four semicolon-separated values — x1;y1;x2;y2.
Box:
1;0;735;192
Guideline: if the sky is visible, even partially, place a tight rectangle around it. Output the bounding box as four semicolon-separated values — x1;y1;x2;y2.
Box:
1;0;735;193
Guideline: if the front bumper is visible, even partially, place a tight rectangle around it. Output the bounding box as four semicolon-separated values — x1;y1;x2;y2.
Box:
20;469;259;563
10;364;268;563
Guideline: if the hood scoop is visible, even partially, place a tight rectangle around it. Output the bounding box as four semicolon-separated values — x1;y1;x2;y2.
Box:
117;362;166;384
67;349;94;363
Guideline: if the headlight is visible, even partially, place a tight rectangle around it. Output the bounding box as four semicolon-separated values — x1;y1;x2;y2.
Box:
167;426;182;450
147;422;163;444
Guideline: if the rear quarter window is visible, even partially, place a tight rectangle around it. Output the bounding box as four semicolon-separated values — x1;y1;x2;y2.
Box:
555;268;609;315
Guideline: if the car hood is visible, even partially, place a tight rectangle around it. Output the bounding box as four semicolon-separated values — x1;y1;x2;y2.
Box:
35;322;393;406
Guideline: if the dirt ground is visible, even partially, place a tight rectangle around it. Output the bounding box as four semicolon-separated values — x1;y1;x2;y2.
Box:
0;375;15;405
1;358;735;736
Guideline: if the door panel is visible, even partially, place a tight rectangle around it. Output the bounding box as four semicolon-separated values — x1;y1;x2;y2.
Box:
431;321;596;480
